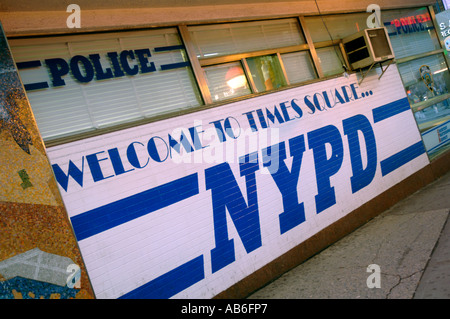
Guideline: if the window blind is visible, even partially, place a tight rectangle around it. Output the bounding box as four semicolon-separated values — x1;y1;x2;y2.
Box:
189;19;305;58
204;62;251;102
316;47;345;77
281;51;317;84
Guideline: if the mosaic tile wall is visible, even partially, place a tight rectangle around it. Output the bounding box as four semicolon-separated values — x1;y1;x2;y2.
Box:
0;23;94;299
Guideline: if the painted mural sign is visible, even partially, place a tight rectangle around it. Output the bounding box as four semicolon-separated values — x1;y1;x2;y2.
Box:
47;65;429;299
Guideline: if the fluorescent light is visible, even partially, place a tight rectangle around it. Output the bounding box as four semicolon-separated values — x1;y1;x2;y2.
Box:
434;68;448;74
227;75;247;89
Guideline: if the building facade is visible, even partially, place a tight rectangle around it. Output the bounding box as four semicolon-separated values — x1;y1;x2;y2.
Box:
1;0;449;299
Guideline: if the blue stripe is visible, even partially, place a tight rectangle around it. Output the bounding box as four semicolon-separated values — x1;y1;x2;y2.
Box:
160;61;190;70
426;139;450;154
16;60;50;91
422;119;450;136
119;255;204;299
16;60;42;69
154;45;185;52
372;97;411;123
71;173;199;241
380;141;426;176
24;82;49;91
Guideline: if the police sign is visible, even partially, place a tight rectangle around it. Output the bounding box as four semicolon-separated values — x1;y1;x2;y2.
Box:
17;45;189;91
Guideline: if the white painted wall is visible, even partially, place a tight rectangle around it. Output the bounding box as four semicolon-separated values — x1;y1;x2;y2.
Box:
47;65;429;298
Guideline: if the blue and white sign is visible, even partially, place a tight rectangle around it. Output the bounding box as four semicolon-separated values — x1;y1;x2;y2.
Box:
422;119;450;154
47;65;429;299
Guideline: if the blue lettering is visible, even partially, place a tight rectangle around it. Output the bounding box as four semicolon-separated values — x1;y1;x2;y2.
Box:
279;101;294;122
52;159;85;192
127;141;150;168
290;98;303;119
256;109;268;129
86;151;114;182
350;83;360;100
108;147;135;175
45;58;69;87
334;89;346;105
147;136;169;162
341;85;353;102
134;49;156;74
384;21;397;36
313;93;326;111
70;55;95;83
322;91;333;108
265;105;285;125
304;95;316;114
210;119;227;143
418;19;425;31
107;51;125;77
205;152;261;273
242;111;259;132
223;117;241;139
401;18;409;34
89;54;114;81
263;134;306;234
120;50;139;76
189;125;209;150
343;115;377;193
168;131;194;156
307;125;344;214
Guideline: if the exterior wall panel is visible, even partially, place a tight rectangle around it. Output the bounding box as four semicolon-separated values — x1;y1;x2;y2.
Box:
47;65;430;298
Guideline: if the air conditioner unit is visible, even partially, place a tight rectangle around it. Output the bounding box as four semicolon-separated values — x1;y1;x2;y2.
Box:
343;27;395;70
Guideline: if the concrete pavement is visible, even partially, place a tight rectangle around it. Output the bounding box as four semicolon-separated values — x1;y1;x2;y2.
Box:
247;171;450;299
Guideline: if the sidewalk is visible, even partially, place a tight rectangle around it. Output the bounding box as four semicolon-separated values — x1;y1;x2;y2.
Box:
247;171;450;299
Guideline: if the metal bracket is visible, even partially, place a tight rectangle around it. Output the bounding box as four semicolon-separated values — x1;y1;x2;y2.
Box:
358;58;394;85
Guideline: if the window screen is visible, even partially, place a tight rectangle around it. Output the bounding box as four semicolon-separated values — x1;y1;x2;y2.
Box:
10;28;203;141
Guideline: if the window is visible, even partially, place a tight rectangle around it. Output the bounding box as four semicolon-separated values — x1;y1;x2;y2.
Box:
246;54;287;92
383;7;450;158
316;47;345;77
399;54;450;130
382;7;441;59
204;62;251;102
280;51;317;83
188;18;318;102
11;28;203;142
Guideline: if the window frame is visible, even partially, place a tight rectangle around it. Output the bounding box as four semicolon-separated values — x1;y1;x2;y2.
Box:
187;16;330;103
